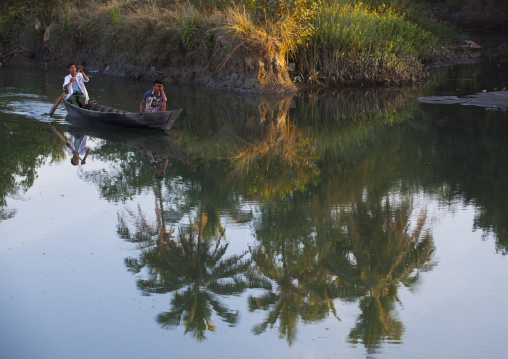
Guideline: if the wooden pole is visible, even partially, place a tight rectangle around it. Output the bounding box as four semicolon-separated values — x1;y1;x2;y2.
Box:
48;92;66;116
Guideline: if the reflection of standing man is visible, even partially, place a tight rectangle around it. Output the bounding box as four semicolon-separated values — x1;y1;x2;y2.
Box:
65;132;91;166
140;149;168;178
50;125;91;166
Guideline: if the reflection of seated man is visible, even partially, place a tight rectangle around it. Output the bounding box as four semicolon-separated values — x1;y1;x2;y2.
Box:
65;132;91;166
140;149;168;178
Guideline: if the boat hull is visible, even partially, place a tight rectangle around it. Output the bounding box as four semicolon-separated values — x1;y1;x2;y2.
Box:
63;100;182;131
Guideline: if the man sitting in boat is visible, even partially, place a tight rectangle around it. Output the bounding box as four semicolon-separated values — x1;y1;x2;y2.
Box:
139;80;167;115
63;63;89;108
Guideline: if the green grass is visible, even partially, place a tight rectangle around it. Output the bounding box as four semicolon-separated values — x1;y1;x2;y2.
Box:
291;0;447;85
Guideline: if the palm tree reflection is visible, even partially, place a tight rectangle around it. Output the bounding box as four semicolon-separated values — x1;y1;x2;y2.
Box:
118;203;270;341
117;183;435;346
325;195;435;351
248;238;340;345
247;192;435;348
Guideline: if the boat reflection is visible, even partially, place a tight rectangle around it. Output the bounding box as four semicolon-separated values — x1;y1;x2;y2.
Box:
64;115;182;161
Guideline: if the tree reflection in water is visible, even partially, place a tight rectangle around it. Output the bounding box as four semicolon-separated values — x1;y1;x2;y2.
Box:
247;189;435;348
249;241;340;345
113;87;440;346
118;194;270;341
0;121;65;220
247;197;342;345
231;123;320;200
325;194;435;352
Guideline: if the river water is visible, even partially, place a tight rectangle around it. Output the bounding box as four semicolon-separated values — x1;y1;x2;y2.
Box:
0;53;507;359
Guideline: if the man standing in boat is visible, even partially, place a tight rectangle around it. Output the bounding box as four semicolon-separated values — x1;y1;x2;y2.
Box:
63;63;89;108
139;80;167;115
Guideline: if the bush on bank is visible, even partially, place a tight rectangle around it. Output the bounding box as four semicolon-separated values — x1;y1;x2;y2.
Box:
0;0;471;86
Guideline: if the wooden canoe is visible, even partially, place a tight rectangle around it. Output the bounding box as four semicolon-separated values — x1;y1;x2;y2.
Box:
63;99;182;131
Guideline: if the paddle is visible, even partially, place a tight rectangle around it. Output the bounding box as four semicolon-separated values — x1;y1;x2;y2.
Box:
48;92;66;116
48;70;81;116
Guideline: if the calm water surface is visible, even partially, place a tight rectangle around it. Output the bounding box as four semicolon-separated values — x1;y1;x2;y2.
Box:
1;53;508;359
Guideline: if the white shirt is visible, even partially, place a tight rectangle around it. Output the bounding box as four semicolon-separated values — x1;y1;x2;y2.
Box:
65;134;90;155
63;73;89;104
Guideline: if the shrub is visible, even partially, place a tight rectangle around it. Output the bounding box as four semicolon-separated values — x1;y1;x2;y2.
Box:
292;0;443;85
178;17;196;51
107;7;122;27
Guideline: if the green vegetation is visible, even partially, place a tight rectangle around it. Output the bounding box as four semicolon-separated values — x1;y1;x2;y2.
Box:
298;1;439;84
1;0;491;86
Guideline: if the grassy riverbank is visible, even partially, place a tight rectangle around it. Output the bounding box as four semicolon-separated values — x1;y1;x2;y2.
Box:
1;0;503;88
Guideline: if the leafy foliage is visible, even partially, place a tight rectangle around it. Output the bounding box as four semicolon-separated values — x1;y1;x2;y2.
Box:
106;6;122;27
178;17;196;51
241;0;318;39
